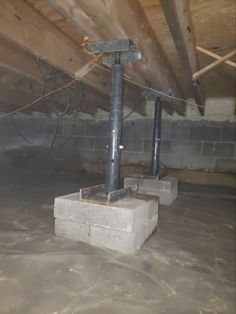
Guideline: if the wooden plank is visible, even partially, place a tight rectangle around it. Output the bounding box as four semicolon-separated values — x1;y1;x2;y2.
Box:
196;46;236;68
160;0;205;115
0;37;47;81
46;0;186;115
0;0;145;115
193;49;236;80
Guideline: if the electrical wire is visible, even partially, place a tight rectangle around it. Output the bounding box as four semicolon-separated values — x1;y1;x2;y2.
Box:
9;115;37;147
95;63;208;110
0;60;234;120
123;109;135;120
0;79;77;119
95;63;236;119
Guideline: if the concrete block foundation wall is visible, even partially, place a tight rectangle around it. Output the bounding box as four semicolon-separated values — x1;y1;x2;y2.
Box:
73;118;236;173
0;115;235;173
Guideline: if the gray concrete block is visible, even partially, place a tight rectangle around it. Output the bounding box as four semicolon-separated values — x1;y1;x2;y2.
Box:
54;191;159;254
182;155;216;171
162;122;189;140
54;192;158;232
222;124;236;142
123;119;153;139
160;153;186;168
85;122;108;137
94;137;107;150
0;119;14;135
147;214;158;237
74;123;85;136
40;120;56;134
72;136;94;149
124;176;178;205
123;138;143;152
190;126;221;141
161;140;202;155
121;151;150;165
143;140;152;153
57;123;74;136
0;136;7;148
55;218;90;243
90;223;148;254
202;142;235;158
215;158;236;174
78;149;106;163
13;118;42;135
145;140;201;156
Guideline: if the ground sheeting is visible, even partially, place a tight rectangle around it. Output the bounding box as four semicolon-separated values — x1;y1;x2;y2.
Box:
0;165;235;314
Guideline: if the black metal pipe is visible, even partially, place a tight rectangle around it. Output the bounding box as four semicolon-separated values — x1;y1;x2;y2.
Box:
105;63;124;193
151;97;162;177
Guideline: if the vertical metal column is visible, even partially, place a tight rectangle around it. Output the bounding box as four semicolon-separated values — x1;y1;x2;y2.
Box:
105;61;124;193
151;97;162;177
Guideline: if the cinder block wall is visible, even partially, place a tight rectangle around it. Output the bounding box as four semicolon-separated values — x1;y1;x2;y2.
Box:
0;116;235;173
73;119;236;173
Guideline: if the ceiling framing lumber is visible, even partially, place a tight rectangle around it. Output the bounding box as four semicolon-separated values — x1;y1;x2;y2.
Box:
46;0;186;115
193;49;236;80
0;39;111;113
196;46;236;68
160;0;205;115
0;0;145;116
0;71;110;115
0;37;47;81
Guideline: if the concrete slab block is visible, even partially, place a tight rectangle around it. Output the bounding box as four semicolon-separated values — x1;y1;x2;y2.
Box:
147;214;158;237
54;191;159;254
55;218;90;243
124;176;178;205
90;223;148;254
54;193;158;232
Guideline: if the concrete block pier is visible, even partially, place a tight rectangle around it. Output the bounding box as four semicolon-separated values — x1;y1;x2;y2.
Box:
124;176;178;205
54;187;158;254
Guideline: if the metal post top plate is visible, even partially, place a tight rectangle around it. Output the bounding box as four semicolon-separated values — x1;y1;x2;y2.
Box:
88;39;137;53
87;39;141;65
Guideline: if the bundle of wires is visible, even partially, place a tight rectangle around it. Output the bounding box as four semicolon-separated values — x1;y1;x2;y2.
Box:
10;69;87;149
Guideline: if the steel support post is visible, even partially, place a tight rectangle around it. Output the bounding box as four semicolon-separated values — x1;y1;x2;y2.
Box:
151;97;162;177
105;62;124;193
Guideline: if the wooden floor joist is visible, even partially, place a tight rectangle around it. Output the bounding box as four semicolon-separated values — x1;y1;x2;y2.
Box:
0;0;145;116
160;0;205;115
46;0;186;115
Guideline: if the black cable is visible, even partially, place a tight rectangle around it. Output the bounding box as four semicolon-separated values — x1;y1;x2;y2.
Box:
9;115;37;147
50;115;60;149
123;109;135;120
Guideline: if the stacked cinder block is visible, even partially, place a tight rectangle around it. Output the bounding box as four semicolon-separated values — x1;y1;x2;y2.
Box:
54;192;158;254
124;176;178;205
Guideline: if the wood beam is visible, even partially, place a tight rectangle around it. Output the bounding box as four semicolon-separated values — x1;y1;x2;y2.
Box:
193;49;236;80
0;39;110;113
0;0;145;115
0;37;47;81
46;0;186;115
160;0;205;115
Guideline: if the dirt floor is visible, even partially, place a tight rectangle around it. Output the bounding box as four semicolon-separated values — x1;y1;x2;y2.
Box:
0;163;235;314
